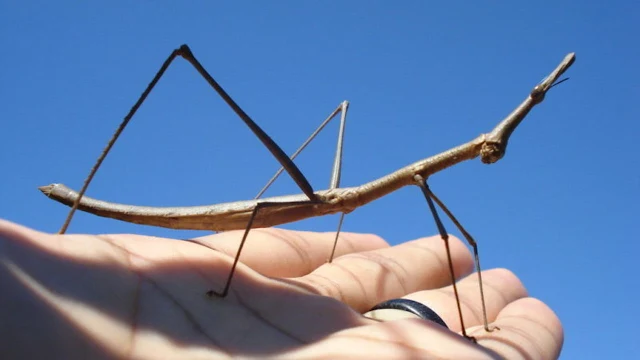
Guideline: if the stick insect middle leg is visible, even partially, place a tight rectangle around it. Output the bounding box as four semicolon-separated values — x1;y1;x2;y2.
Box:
207;200;323;297
253;101;351;263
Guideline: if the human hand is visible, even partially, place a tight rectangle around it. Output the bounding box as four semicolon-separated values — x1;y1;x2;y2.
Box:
0;219;563;359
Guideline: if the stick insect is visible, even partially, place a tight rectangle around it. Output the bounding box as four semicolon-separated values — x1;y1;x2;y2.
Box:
39;45;575;340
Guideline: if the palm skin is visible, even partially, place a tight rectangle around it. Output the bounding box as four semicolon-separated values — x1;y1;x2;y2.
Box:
0;219;563;359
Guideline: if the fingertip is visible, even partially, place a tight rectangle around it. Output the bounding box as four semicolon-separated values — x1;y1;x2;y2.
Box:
475;297;564;360
498;297;564;339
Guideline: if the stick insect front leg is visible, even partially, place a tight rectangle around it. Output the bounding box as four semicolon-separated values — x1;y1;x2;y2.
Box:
415;174;495;341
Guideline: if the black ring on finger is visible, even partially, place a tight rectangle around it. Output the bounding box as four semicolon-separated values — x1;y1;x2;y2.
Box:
368;298;448;329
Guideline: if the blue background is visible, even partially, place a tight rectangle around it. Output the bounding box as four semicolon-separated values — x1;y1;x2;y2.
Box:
1;2;638;358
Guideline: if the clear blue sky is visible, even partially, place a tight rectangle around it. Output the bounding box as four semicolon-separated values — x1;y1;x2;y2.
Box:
1;2;638;358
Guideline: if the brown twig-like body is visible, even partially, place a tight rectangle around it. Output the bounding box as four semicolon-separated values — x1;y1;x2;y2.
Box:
40;52;575;231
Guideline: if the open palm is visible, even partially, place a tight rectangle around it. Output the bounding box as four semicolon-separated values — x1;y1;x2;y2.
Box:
1;219;562;359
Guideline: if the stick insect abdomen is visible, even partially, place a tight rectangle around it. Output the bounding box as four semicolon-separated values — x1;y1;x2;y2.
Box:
39;183;354;231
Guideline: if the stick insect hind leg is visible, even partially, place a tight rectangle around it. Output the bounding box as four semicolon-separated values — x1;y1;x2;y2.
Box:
210;101;352;296
57;44;318;235
415;174;496;341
